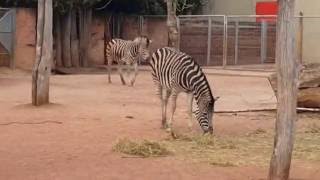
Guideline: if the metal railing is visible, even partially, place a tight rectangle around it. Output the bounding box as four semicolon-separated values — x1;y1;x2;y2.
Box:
0;8;15;69
178;14;320;68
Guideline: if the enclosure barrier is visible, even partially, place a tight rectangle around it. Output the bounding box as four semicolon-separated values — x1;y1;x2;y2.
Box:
0;8;15;69
178;14;320;68
107;14;320;68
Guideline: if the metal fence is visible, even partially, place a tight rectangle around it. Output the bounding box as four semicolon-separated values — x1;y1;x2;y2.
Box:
112;14;320;67
178;14;320;68
179;15;279;67
0;8;15;68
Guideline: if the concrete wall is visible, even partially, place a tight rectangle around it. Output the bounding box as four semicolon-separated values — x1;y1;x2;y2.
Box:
12;9;169;70
14;8;36;70
88;15;105;66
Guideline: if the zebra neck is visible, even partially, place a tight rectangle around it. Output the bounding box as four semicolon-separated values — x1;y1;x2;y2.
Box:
131;42;140;55
192;82;213;112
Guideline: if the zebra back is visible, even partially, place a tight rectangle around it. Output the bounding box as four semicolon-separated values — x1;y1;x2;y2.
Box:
106;36;151;65
150;47;215;133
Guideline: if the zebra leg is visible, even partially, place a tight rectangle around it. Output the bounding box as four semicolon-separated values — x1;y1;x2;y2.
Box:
161;88;170;129
129;62;138;86
118;64;126;85
166;93;178;133
107;58;112;83
187;93;194;130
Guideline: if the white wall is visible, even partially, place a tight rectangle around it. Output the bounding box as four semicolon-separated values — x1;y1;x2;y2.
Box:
212;0;276;15
296;0;320;63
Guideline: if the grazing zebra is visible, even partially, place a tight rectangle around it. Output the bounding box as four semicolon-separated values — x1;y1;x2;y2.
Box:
150;47;217;134
106;36;151;86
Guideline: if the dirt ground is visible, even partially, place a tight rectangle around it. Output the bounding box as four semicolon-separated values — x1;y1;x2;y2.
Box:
0;69;319;180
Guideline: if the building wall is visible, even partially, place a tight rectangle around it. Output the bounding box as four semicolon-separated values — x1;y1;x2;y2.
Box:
296;0;320;63
212;0;275;15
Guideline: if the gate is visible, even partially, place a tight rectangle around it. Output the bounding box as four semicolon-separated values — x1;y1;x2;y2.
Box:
0;8;15;68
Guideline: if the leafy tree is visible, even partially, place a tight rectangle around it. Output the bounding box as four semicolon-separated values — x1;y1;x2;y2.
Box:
0;0;205;15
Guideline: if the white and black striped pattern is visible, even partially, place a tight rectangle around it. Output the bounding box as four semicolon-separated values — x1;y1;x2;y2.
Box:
150;47;216;134
106;36;151;86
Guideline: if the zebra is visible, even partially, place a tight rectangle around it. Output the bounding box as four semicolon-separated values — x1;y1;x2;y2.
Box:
149;47;217;134
106;36;151;86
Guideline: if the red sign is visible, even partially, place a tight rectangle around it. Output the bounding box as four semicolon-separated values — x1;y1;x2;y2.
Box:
256;1;278;22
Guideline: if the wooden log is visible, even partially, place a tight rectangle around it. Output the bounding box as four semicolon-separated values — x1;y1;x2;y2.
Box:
268;63;320;108
79;8;92;67
299;63;320;88
71;9;80;67
53;12;63;67
32;0;53;106
298;87;320;108
269;0;298;179
61;11;72;67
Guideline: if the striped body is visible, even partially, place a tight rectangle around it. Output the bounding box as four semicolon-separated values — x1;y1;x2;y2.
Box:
106;36;151;86
150;47;215;134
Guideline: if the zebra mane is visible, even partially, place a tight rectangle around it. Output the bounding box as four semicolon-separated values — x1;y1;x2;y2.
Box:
133;36;152;47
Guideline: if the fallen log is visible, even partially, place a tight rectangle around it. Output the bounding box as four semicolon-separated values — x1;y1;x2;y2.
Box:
268;63;320;108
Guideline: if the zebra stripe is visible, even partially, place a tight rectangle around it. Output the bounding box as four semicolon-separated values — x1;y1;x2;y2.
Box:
150;47;215;134
106;36;151;86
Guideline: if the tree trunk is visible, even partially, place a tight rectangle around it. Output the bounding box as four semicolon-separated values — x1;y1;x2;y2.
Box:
166;0;179;48
32;0;53;106
61;11;72;67
71;9;80;67
268;0;298;180
79;7;92;67
53;12;63;67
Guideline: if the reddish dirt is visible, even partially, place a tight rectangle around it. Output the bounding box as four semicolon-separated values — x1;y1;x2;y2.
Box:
0;70;319;180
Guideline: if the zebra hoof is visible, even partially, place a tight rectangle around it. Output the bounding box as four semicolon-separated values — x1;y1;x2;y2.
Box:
170;131;178;139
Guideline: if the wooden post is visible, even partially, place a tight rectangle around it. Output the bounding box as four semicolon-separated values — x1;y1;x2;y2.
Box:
222;15;228;68
166;0;179;49
54;12;63;67
261;20;268;64
268;0;298;180
32;0;53;106
297;12;304;64
62;11;72;67
207;17;212;66
234;21;239;65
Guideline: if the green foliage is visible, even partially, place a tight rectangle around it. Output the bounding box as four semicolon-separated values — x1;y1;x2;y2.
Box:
0;0;206;15
103;0;205;15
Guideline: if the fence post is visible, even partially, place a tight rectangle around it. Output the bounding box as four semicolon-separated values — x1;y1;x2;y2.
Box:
207;16;212;66
10;9;16;69
223;15;228;68
261;20;268;64
234;21;239;65
297;12;303;64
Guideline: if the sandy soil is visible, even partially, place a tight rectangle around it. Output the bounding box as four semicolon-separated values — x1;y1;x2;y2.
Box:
0;70;319;180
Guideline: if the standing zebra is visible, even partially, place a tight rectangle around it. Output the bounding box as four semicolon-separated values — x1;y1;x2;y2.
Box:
150;47;217;134
106;36;151;86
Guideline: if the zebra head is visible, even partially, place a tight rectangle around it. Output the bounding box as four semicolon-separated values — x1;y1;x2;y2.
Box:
194;99;215;134
133;36;152;61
